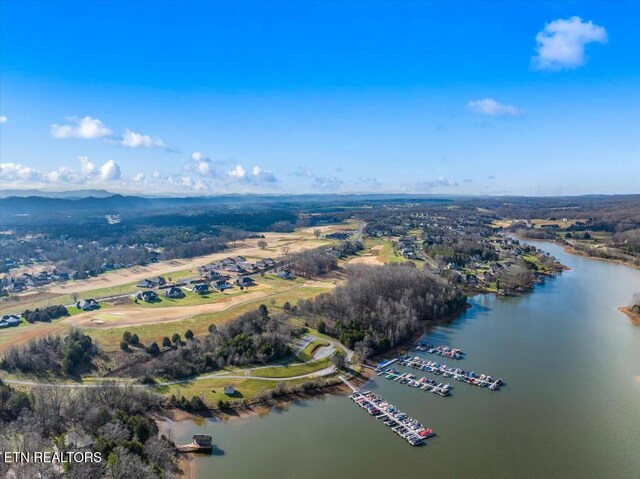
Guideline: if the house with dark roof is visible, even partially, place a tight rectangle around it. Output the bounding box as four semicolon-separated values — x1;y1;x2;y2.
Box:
165;286;185;299
235;276;255;287
136;279;155;288
277;269;295;280
213;279;233;291
76;299;100;311
192;283;210;295
0;314;21;328
135;290;159;303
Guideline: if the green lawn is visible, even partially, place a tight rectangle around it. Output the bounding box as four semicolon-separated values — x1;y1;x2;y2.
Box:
155;376;314;404
86;285;330;351
251;358;332;378
296;340;330;362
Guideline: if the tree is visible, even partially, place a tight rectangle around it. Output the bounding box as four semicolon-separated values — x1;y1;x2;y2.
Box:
185;329;194;340
330;350;347;370
171;333;181;344
257;240;268;250
162;337;171;348
313;228;322;239
122;331;132;343
146;342;160;356
283;301;291;311
258;304;269;317
120;341;130;352
317;320;326;334
130;333;139;345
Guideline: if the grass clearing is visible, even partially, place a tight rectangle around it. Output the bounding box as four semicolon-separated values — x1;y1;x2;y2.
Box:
297;340;330;362
244;358;332;379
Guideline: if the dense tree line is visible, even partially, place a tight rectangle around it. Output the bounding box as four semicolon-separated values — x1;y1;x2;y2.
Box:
297;264;466;356
22;304;69;323
0;382;177;479
284;248;338;278
495;262;535;291
0;329;97;377
153;306;297;379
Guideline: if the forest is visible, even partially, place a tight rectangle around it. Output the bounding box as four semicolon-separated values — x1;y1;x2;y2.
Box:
297;264;467;357
0;381;177;479
152;305;300;379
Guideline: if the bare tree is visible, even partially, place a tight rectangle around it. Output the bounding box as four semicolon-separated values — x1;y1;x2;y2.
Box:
257;240;268;250
313;228;322;240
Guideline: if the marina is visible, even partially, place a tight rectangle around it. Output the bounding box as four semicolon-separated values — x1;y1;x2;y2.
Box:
341;377;435;447
416;343;464;360
379;368;452;397
397;355;503;390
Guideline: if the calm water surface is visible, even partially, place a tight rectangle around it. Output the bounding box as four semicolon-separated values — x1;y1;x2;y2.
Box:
165;240;640;479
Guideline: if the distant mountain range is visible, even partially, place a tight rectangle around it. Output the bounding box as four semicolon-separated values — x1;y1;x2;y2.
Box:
0;189;118;199
0;191;454;217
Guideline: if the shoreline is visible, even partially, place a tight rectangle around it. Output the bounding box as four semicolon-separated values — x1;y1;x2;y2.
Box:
562;244;640;271
618;306;640;326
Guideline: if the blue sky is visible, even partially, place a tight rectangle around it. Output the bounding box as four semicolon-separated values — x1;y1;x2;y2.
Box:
1;0;638;195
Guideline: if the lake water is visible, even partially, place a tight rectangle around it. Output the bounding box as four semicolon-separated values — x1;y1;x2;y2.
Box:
165;240;640;479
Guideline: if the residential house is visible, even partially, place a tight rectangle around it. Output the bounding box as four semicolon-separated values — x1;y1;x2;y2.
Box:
135;290;159;303
213;279;232;291
192;283;210;295
277;269;295;280
0;314;21;328
165;286;185;299
76;299;100;311
235;276;255;287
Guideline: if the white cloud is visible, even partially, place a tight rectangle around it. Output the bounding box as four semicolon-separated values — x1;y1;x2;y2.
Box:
99;160;121;181
0;162;42;182
467;99;522;117
0;115;7;123
189;151;214;176
50;116;112;139
119;129;170;150
532;16;607;71
251;166;276;183
79;156;97;177
134;173;146;183
227;164;247;179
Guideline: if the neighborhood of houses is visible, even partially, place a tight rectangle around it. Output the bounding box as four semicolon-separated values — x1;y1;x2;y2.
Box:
366;211;564;294
130;256;294;303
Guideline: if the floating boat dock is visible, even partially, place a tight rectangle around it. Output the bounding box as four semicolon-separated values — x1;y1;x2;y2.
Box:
340;376;435;447
397;356;503;390
415;343;464;360
381;368;452;397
